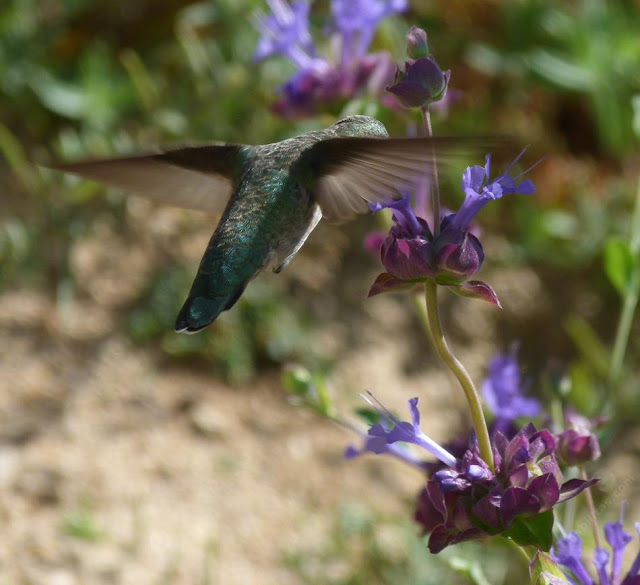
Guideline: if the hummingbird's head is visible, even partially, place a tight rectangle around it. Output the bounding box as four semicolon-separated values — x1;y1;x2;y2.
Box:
330;116;389;139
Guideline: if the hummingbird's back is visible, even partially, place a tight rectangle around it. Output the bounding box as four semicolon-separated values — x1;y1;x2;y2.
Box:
175;117;392;332
174;134;322;333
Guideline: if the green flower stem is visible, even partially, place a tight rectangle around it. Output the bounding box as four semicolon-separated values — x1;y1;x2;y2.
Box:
424;280;494;470
411;290;432;338
421;106;441;238
609;176;640;390
503;537;533;568
579;465;601;549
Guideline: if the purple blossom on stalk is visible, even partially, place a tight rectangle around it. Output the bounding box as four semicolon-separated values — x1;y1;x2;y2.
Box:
417;422;597;553
253;0;405;118
552;504;640;585
368;151;537;305
448;148;536;233
482;345;541;423
345;395;458;470
387;55;451;109
386;27;451;109
347;397;597;553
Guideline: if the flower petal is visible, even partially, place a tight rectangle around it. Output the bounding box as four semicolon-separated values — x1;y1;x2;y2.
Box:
367;272;416;297
558;477;599;504
448;280;502;307
501;487;541;527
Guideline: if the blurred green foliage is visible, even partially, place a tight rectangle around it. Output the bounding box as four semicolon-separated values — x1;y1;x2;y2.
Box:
1;0;639;581
467;0;640;156
1;0;639;403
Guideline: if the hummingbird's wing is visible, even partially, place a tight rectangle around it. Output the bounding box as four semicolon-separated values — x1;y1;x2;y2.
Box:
302;136;499;222
49;144;249;215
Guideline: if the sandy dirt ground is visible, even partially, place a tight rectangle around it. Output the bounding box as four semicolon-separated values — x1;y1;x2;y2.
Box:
2;203;637;585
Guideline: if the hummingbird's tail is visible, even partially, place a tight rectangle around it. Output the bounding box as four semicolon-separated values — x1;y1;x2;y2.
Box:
174;285;246;334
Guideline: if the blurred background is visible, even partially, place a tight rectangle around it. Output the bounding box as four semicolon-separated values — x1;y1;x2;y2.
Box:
1;0;639;583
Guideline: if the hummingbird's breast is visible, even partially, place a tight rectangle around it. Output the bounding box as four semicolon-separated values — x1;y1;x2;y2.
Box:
200;137;321;282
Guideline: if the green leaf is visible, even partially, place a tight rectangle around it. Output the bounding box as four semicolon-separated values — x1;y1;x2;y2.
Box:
604;237;635;296
529;551;571;585
564;315;610;379
354;407;381;426
525;49;596;91
502;510;554;551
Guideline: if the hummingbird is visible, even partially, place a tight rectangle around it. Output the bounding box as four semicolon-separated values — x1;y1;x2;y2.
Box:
52;115;487;333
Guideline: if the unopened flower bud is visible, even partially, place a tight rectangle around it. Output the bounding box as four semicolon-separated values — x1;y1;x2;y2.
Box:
406;26;429;59
556;410;601;466
434;231;484;284
386;56;450;109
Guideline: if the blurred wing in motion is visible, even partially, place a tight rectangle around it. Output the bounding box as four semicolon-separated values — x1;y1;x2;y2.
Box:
49;144;251;215
303;136;508;222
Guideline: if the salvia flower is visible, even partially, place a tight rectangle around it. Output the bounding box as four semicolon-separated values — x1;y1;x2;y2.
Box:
419;423;596;553
254;0;404;118
253;0;316;68
345;394;458;470
347;397;597;553
387;55;450;109
449;147;536;233
387;26;450;109
368;151;536;305
331;0;408;64
482;345;541;423
552;504;640;585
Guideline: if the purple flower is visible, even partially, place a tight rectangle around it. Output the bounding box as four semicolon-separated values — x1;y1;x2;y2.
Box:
272;53;394;119
367;193;488;296
449;148;536;233
331;0;408;64
345;394;458;469
386;27;450;109
482;345;541;422
556;409;601;467
554;533;596;585
253;0;316;68
387;55;451;109
347;397;597;554
253;0;401;118
368;151;536;305
552;504;640;585
416;423;597;553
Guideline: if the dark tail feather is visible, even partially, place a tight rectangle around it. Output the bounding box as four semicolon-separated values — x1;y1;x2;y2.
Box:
174;285;246;334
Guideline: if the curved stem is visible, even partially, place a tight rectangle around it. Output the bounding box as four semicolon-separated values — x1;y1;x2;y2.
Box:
411;291;432;339
579;465;601;549
424;281;494;470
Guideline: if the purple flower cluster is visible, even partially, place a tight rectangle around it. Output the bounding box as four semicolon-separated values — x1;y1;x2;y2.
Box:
553;505;640;585
416;423;596;553
368;151;536;304
346;397;596;554
253;0;406;118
